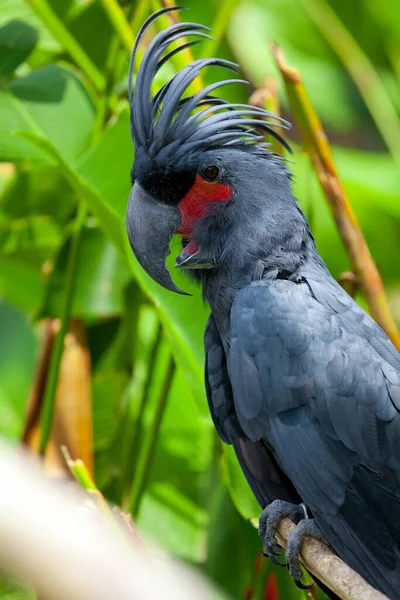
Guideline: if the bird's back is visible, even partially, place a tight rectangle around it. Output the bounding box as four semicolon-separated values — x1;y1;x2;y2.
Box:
223;266;400;598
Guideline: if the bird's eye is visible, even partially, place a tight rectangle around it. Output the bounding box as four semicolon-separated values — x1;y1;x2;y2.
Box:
203;165;220;181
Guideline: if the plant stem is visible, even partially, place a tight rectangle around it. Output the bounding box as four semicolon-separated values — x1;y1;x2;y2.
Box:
91;35;121;144
127;323;162;476
102;0;148;109
128;353;176;518
99;0;135;55
201;0;241;59
300;0;400;164
134;322;163;435
62;446;97;491
273;45;400;350
28;0;105;92
39;204;86;455
120;320;163;507
21;320;57;444
249;76;285;155
61;447;126;533
130;0;150;38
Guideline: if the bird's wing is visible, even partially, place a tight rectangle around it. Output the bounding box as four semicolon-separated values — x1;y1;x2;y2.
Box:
204;315;234;445
204;315;299;506
229;276;400;598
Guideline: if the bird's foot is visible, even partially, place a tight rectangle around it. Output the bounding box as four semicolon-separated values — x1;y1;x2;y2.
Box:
259;500;307;567
259;500;326;589
285;519;326;588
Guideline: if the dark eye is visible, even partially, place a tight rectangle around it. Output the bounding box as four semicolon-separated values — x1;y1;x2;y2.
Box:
203;165;219;181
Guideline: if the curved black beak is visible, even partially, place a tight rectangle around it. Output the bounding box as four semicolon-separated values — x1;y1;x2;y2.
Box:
126;182;187;294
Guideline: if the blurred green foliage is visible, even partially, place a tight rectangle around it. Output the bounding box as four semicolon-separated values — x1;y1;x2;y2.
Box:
0;0;399;599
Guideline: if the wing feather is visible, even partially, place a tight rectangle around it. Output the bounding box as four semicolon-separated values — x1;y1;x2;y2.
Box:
204;315;299;507
229;277;400;597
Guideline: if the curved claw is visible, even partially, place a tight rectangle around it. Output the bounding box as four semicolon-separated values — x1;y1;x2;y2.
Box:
285;518;326;589
258;500;305;551
265;536;283;559
285;546;311;589
259;501;326;589
259;500;305;570
294;578;314;590
261;549;286;567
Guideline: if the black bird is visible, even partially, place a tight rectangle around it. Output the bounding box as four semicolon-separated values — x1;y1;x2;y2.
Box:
126;8;400;599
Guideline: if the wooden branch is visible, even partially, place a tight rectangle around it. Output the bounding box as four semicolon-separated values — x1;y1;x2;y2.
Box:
249;76;285;155
272;44;400;351
0;443;220;600
276;517;388;600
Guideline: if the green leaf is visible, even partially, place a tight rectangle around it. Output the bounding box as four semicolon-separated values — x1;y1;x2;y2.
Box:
204;463;261;598
0;0;60;53
92;369;129;452
0;20;38;77
16;131;125;253
0;163;14;195
64;0;114;71
0;215;62;258
0;254;43;315
0;64;94;162
0;300;37;440
0;574;35;600
42;225;132;318
0;165;75;314
221;444;260;523
137;365;212;561
0;164;76;222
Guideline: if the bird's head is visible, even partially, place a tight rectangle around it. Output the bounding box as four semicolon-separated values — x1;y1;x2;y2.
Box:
127;7;292;294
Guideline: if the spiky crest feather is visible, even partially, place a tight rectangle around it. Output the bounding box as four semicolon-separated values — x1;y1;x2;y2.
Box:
128;7;291;164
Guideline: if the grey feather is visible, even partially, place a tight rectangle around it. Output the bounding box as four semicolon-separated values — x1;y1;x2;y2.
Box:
227;275;400;597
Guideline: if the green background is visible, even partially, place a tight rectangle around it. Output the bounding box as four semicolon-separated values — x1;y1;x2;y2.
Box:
1;0;399;598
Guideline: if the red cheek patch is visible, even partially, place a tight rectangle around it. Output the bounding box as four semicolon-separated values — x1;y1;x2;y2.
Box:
176;175;232;237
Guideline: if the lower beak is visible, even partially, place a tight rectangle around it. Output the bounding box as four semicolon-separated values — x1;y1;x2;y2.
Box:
126;182;187;294
175;243;215;269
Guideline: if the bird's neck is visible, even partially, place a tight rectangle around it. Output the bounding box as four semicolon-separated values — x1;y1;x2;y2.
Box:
195;207;324;338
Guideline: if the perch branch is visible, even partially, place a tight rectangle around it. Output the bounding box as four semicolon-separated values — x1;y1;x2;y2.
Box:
273;44;400;350
0;443;220;600
275;517;388;600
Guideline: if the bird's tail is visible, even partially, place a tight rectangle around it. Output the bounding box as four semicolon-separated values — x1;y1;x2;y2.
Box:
315;465;400;600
